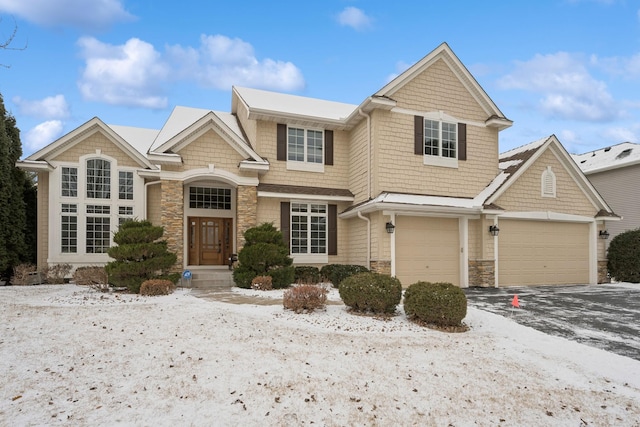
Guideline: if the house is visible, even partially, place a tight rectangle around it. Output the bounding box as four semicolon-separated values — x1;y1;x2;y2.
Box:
573;142;640;244
17;43;617;287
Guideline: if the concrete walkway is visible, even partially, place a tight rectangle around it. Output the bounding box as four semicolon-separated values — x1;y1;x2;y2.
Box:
465;283;640;361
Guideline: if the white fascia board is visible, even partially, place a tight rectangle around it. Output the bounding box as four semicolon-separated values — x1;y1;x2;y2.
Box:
340;201;482;218
147;152;183;165
15;160;53;172
258;191;354;202
497;211;595;223
239;160;270;172
485;116;513;130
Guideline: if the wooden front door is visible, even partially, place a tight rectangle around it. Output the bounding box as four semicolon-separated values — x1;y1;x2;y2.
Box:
188;217;233;266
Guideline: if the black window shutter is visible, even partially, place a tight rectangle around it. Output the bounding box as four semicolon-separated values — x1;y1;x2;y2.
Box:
277;124;287;161
458;123;467;161
414;116;424;155
328;204;337;255
325;130;334;165
280;202;290;251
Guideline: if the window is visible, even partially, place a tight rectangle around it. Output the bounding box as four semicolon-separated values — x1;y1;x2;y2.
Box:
86;159;111;199
189;187;231;210
287;127;323;164
86;205;110;214
541;166;556;198
61;204;77;253
86;217;110;253
424;119;456;159
61;167;77;197
291;203;327;255
119;171;133;200
118;206;134;226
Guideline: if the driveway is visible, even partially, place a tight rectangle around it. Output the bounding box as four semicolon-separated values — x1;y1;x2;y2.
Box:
464;283;640;361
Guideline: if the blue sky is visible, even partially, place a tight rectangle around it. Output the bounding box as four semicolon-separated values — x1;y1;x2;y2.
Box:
1;0;640;158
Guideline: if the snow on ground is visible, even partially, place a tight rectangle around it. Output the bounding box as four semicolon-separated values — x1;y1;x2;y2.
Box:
1;285;639;426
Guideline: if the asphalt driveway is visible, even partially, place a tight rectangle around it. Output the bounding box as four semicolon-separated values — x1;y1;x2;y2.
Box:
464;283;640;361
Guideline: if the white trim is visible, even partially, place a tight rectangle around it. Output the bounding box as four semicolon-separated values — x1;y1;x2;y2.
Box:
498;211;594;223
258;191;354;202
157;167;259;187
424;155;458;169
15;160;53;172
589;221;597;285
287;161;324;173
493;217;499;288
389;213;396;277
391;107;486;128
459;217;469;288
292;254;329;264
541;166;557;198
239;160;270;172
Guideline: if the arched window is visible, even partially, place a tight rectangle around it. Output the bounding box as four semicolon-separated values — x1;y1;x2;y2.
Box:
541;166;556;198
86;158;111;199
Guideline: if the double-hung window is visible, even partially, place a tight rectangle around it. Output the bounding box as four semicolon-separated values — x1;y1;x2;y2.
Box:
61;204;77;253
291;203;327;255
118;171;133;200
287;127;324;172
415;115;465;168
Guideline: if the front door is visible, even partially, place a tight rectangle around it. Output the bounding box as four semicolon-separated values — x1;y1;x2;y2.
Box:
188;217;232;266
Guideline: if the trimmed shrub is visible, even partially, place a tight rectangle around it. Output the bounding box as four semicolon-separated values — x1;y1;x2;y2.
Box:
251;275;273;291
339;272;402;314
403;281;467;327
44;263;72;284
607;228;640;283
105;220;178;294
233;223;293;289
140;279;176;296
320;264;369;288
10;263;38;285
72;266;109;291
283;284;328;313
294;266;320;284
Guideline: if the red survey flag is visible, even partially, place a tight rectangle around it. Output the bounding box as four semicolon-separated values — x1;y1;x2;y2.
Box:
511;294;520;308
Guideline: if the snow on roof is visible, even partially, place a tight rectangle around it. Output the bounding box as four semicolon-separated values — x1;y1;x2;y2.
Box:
234;86;358;122
107;125;160;156
499;136;550;160
498;159;522;171
572;142;640;174
150;106;210;151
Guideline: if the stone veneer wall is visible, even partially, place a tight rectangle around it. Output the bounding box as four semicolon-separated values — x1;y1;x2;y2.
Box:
370;260;391;276
160;180;184;272
598;260;610;284
468;259;495;287
237;185;257;252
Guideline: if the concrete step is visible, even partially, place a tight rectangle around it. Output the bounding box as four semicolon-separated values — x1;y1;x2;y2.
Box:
181;269;234;288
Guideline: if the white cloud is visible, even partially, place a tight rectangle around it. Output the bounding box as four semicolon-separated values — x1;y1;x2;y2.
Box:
0;0;134;30
12;95;70;119
166;34;305;92
385;61;411;84
77;37;170;109
336;7;373;31
592;52;640;79
601;126;637;143
23;120;64;153
498;52;619;122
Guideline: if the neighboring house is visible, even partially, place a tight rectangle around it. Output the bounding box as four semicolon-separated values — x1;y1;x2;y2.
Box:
573;142;640;244
17;43;617;287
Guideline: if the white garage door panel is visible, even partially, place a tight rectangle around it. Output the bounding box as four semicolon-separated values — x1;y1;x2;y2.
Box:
499;220;589;286
396;217;459;287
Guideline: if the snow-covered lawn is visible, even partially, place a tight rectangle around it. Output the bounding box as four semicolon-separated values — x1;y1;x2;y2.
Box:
1;285;639;426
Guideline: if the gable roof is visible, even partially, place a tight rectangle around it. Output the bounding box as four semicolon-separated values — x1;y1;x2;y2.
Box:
572;142;640;175
374;42;512;130
23;117;156;169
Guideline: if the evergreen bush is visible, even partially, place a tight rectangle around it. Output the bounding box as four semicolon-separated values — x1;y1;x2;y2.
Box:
607;228;640;283
403;281;467;327
105;220;179;293
339;272;402;314
232;223;293;289
294;266;320;284
320;264;369;287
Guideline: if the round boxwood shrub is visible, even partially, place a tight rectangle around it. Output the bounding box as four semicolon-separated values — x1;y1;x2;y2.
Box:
320;264;370;287
403;281;467;327
339;272;402;314
607;228;640;283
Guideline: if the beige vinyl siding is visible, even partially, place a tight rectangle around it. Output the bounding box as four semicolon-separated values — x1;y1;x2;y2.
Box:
586;164;640;241
51;130;141;168
37;171;49;269
395;216;460;287
346;217;368;267
498;220;590;286
173;130;245;172
348;119;370;204
146;183;162;226
496;148;596;216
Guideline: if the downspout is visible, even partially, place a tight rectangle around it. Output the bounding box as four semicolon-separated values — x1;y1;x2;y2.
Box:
143;180;162;219
357;109;372;269
357;211;371;269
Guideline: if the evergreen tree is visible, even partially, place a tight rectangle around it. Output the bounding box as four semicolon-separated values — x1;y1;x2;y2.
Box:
0;93;29;278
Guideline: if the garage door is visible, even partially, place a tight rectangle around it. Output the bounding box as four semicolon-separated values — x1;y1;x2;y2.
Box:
396;217;460;287
498;220;589;286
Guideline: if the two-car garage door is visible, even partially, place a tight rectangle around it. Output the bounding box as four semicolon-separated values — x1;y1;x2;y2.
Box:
498;220;590;286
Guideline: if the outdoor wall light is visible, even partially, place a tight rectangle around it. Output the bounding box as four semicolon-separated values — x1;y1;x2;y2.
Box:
385;222;396;234
489;225;500;237
599;230;610;239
